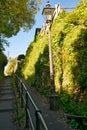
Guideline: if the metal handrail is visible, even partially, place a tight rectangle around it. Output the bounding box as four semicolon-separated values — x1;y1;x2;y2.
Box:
15;75;48;130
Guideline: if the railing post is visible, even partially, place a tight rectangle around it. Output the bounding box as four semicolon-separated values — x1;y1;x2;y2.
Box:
16;79;19;93
21;83;23;108
18;81;21;98
15;75;18;89
25;92;29;128
15;75;19;97
35;110;41;130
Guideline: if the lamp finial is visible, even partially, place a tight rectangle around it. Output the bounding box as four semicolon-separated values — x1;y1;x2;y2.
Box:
46;0;51;8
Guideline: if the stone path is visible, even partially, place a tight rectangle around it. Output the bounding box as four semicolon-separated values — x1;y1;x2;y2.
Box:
0;76;73;130
0;77;16;130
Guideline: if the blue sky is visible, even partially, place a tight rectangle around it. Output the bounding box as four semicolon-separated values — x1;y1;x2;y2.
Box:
4;0;80;58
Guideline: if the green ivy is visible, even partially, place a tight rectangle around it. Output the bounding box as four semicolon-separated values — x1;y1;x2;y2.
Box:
21;0;87;118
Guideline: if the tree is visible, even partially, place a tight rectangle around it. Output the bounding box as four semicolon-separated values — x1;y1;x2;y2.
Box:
5;58;18;76
0;50;7;78
0;0;41;48
17;54;25;62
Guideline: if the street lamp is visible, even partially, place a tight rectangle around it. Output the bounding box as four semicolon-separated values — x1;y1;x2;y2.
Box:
42;1;58;110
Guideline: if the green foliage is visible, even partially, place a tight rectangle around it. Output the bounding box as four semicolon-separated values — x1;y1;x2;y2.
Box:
0;0;41;49
21;33;50;90
37;87;49;96
0;0;40;37
51;0;87;92
58;91;87;116
21;0;87;120
71;27;87;89
0;35;9;51
35;46;50;90
70;119;79;129
65;0;87;26
5;58;18;76
0;50;7;79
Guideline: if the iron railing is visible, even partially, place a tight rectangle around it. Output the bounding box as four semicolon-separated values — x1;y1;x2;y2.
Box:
14;75;48;130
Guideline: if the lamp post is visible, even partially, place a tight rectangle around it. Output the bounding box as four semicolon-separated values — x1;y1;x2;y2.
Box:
42;1;58;110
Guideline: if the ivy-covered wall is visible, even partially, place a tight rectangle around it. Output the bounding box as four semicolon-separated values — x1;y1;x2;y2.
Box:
21;33;50;94
21;1;87;118
22;1;87;94
51;0;87;94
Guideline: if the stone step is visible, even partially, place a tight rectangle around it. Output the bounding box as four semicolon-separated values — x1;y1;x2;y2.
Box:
0;97;15;101
0;100;14;109
0;92;13;95
0;87;12;90
0;94;14;99
0;108;15;112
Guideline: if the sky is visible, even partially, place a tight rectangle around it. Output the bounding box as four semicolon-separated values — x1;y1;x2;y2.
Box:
4;0;80;58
